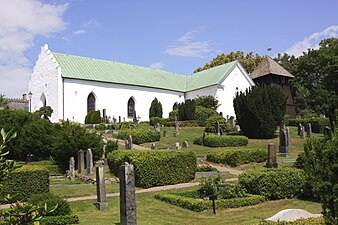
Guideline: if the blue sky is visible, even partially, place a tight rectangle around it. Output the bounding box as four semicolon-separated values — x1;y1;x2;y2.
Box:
1;0;338;97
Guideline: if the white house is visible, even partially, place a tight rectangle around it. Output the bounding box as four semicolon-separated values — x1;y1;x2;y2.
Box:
29;44;255;123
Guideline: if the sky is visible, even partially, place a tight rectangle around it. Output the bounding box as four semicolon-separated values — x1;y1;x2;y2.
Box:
1;0;338;97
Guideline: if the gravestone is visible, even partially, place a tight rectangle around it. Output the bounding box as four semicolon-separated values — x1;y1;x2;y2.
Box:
280;121;285;132
182;141;189;148
324;126;333;140
26;153;34;163
103;109;107;123
202;132;207;146
155;123;160;132
125;140;129;150
306;123;312;138
119;116;121;123
174;116;179;137
128;135;133;150
300;125;305;139
286;127;291;146
279;129;288;156
77;149;85;174
123;117;126;122
69;157;75;180
228;116;235;126
120;162;136;225
266;143;278;168
133;111;138;126
215;122;220;135
174;142;181;150
151;143;156;150
96;165;108;210
102;139;108;165
86;149;94;175
113;116;117;124
297;123;302;135
163;130;168;137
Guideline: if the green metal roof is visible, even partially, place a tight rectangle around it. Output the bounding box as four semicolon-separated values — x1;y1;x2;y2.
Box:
52;52;237;92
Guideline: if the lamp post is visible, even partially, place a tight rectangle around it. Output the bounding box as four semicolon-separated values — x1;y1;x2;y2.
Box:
28;91;32;112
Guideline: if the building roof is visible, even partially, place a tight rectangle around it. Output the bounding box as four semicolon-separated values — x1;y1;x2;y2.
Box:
52;51;240;92
249;56;294;79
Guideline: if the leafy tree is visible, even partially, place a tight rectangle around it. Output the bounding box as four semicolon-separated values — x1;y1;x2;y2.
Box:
34;106;53;121
233;85;286;139
149;97;163;119
194;51;263;74
194;106;217;127
195;95;219;110
302;134;338;224
178;99;196;120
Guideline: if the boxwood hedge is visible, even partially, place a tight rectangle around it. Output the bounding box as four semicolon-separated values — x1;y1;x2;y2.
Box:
154;191;265;212
0;170;49;200
194;134;248;147
117;129;160;144
40;215;79;225
286;117;329;133
206;148;267;166
108;150;196;188
239;169;306;200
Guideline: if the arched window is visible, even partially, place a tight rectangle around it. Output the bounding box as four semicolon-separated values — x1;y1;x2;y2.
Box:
173;102;178;111
87;92;96;113
40;93;47;108
127;97;135;118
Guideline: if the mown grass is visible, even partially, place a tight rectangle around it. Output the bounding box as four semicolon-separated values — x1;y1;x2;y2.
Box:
69;191;322;225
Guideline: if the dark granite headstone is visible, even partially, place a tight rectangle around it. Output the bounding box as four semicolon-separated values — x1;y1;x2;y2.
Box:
120;162;136;225
266;143;278;168
279;129;288;156
96;165;108;210
306;123;312;138
86;149;94;175
77;149;85;174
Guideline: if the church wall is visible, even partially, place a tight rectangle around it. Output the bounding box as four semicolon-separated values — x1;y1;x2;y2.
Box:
63;79;184;123
29;46;62;122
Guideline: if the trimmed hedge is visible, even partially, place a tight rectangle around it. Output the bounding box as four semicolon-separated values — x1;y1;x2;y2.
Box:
94;123;119;130
108;150;196;188
206;148;267;166
117;129;160;144
0;170;49;200
194;134;248;147
239;169;306;200
286;117;329;133
17;160;61;176
154;191;265;212
29;193;71;216
250;217;324;225
40;215;80;225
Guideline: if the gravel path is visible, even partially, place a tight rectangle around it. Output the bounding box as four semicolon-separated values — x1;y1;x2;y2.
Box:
205;163;244;176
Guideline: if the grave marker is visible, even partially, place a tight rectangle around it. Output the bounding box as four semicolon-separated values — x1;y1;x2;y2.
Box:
96;165;108;210
182;141;189;148
77;149;85;174
306;123;312;138
266;143;278;168
69;157;75;180
279;129;288;156
120;162;136;225
86;149;94;175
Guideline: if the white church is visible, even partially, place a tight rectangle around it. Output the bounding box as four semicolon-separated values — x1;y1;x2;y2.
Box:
29;44;255;123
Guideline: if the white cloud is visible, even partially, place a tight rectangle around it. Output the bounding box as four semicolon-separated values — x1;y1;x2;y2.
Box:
149;62;165;70
284;25;338;57
165;31;211;58
83;19;102;29
0;0;67;97
73;29;86;35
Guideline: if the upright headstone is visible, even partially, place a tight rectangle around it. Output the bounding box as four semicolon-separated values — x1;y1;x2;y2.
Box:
96;165;108;210
182;141;189;148
163;130;168;138
202;132;207;146
151;143;156;150
300;125;305;139
174;115;179;135
77;149;85;174
133;111;138;126
120;162;136;225
324;126;333;140
279;129;288;156
128;135;133;150
113;116;117;124
125;140;129;150
119;116;121;123
86;149;94;175
286;127;291;146
102;139;108;165
266;143;278;168
306;123;312;138
155;123;160;132
174;142;181;150
297;123;302;135
103;109;107;123
123;117;126;122
215;122;220;135
228;116;235;126
69;157;75;180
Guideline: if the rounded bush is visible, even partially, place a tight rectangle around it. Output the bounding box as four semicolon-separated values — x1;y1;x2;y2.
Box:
117;129;160;144
204;114;233;133
29;193;71;216
194;134;248;147
194;106;217;126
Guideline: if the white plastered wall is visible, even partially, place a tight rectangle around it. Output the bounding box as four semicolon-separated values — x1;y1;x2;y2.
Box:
28;44;63;122
63;79;184;123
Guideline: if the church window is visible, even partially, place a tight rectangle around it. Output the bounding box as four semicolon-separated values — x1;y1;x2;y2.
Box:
173;102;178;111
128;97;135;118
40;93;47;108
87;92;96;113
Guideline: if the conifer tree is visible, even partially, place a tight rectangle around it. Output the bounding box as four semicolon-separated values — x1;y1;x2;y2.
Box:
149;98;163;119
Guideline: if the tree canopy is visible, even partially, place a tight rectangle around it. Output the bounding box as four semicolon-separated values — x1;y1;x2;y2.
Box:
194;51;263;74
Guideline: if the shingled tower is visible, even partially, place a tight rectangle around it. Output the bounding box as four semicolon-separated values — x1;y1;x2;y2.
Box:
250;56;296;117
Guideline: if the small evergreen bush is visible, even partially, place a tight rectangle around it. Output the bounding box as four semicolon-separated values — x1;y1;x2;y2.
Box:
194;106;217;126
178;99;196;120
149;98;163;119
286;117;329;133
105;140;118;154
108;150;196;188
204;114;233;133
85;110;101;124
206;148;266;166
40;215;80;225
117;129;160;144
195;95;219;110
194;134;248;148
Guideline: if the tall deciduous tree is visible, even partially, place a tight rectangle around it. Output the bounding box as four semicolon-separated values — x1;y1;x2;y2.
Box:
194;51;263;73
149;98;163;119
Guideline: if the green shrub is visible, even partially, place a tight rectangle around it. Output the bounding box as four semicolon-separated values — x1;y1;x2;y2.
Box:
149;98;163;119
94;123;119;130
29;193;71;216
206;148;267;166
178;99;196;120
85;110;101;124
233;85;286;138
108;150;196;188
286;117;329;133
195;95;219;110
17;160;61;176
239;169;306;200
0;170;49;200
249;217;324;224
204;114;232;133
169;110;178;121
40;215;79;225
105;140;118;154
194;134;248;148
149;117;169;126
154;191;265;212
117;129;160;144
194;106;218;126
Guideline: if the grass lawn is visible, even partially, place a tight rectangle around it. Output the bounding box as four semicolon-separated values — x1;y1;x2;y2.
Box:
69;191;322;225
